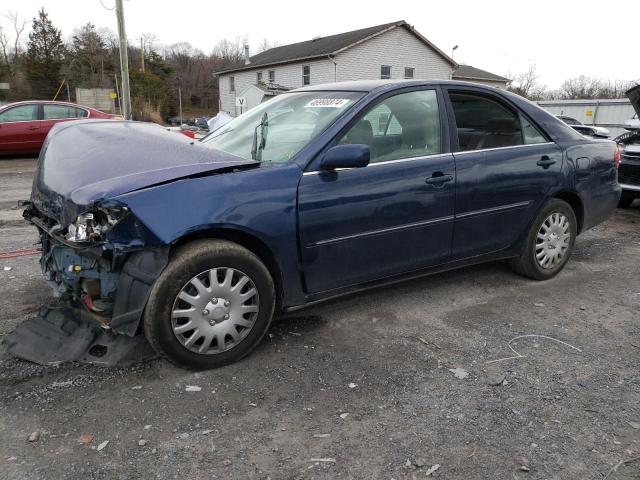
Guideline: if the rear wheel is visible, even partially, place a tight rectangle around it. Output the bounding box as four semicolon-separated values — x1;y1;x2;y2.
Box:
510;199;577;280
618;192;636;209
144;239;275;369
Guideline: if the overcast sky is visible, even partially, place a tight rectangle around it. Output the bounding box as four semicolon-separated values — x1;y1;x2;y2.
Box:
4;0;638;88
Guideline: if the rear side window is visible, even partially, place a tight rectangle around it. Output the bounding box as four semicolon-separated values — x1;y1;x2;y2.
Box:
0;105;38;123
43;105;88;120
449;93;545;151
338;89;441;163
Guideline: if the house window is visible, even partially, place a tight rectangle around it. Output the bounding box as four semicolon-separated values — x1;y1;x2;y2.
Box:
380;65;391;79
302;65;310;86
230;76;235;92
268;70;275;83
404;67;414;79
257;72;262;83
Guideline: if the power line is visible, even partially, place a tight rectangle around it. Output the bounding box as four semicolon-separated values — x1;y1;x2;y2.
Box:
99;0;115;11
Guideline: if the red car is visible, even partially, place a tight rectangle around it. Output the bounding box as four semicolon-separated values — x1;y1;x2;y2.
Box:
0;100;118;155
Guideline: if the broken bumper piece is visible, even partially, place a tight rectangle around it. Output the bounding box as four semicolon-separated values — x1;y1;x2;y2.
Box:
2;307;158;366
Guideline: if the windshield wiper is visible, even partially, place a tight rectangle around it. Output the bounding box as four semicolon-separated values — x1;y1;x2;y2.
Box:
251;112;268;161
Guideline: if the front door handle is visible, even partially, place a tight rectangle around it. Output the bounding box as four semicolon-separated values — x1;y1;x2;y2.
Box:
537;156;557;169
425;173;453;186
27;125;39;131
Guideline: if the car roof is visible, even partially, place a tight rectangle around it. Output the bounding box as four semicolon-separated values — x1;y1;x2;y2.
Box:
0;100;95;110
292;79;505;94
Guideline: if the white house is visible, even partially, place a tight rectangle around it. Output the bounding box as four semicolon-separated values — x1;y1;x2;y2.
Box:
216;20;458;115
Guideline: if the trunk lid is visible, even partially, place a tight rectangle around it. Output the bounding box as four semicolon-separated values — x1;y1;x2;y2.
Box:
628;84;640;118
31;120;256;225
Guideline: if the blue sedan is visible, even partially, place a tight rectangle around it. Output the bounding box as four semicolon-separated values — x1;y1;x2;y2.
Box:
25;80;621;369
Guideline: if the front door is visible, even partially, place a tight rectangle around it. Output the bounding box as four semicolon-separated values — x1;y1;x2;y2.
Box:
445;89;563;259
0;104;40;153
297;88;456;294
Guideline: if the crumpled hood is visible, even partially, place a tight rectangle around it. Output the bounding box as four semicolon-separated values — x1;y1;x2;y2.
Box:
31;120;256;225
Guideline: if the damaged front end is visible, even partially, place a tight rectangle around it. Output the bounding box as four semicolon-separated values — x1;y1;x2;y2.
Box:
23;200;169;336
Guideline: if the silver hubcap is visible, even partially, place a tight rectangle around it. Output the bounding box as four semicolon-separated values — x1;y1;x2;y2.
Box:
535;212;571;269
171;267;259;354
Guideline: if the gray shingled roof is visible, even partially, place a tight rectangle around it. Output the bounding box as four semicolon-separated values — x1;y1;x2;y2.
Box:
216;21;455;75
453;65;510;83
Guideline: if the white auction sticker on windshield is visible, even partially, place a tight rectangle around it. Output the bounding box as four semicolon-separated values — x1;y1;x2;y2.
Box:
305;98;350;108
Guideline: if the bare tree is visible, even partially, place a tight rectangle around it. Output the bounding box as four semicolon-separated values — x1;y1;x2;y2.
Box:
506;64;547;100
0;10;29;87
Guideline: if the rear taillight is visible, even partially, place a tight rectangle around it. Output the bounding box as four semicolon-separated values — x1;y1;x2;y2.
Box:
614;144;621;169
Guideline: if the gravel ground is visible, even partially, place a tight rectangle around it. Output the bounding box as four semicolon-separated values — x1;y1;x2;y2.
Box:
0;157;639;480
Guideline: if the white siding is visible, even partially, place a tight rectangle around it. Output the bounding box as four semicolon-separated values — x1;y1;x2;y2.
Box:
217;26;455;115
218;58;335;114
334;27;452;82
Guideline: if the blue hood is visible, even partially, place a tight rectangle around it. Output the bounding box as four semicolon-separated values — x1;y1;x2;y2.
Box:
31;120;256;225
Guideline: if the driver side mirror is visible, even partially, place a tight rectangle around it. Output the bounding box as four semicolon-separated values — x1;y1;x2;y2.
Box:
320;144;370;170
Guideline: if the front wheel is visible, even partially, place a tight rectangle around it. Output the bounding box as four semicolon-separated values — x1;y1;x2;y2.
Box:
618;192;636;209
510;199;577;280
143;239;276;369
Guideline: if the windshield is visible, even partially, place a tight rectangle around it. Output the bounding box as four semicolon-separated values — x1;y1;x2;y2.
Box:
201;91;364;162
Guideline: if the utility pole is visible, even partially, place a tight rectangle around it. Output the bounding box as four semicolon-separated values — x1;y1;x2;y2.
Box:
140;37;145;72
115;0;131;120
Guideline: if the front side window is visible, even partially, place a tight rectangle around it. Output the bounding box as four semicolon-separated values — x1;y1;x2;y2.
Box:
338;89;442;163
202;91;364;163
404;67;414;79
268;70;275;83
43;104;88;120
302;65;310;86
380;65;391;79
0;104;38;123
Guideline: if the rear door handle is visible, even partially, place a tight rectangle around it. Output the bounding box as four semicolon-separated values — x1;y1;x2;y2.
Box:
537;156;556;169
27;126;39;131
425;173;453;186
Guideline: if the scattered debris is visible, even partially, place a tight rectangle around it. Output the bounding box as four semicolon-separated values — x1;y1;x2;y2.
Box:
249;403;257;407
96;440;109;451
414;457;428;468
339;413;349;419
201;429;213;435
425;464;440;476
415;336;440;349
534;302;545;307
449;367;469;380
131;385;142;390
185;385;201;392
348;382;357;389
486;335;582;364
628;421;640;429
520;465;530;472
179;433;189;439
486;372;506;386
138;439;147;446
144;425;152;430
3;266;12;271
602;455;640;480
78;434;95;444
313;434;331;438
311;458;336;463
27;431;40;442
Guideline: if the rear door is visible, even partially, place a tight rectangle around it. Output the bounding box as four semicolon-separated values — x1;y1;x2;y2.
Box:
444;89;562;259
297;88;456;293
0;104;40;153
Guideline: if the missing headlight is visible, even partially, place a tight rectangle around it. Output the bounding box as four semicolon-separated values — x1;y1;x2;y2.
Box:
65;206;129;243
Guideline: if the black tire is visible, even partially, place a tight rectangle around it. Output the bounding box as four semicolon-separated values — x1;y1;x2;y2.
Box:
618;192;636;209
510;199;577;281
143;239;275;370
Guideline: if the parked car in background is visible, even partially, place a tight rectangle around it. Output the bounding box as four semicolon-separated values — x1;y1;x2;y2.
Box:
0;100;117;155
616;85;640;208
25;80;621;369
556;115;610;139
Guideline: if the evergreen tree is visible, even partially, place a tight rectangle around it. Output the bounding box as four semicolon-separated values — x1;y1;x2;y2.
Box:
25;8;65;99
